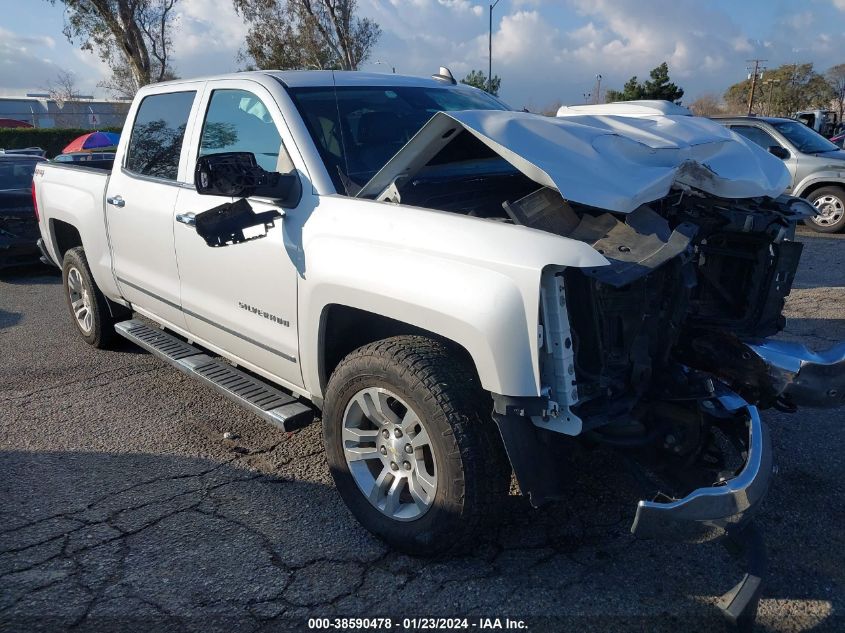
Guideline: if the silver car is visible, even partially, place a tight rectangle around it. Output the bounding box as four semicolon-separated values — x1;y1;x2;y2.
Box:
715;116;845;232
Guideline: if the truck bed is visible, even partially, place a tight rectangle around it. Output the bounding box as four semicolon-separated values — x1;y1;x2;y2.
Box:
35;161;113;284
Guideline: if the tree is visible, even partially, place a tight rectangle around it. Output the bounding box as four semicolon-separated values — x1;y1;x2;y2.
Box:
605;76;643;102
689;93;725;117
827;64;845;122
460;70;501;96
233;0;381;71
605;62;684;103
41;70;81;106
49;0;179;98
724;63;834;117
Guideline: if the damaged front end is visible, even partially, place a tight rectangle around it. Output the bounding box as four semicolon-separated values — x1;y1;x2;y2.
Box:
358;108;845;623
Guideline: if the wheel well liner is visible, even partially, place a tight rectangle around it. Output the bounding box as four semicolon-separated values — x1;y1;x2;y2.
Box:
319;304;478;393
51;220;83;261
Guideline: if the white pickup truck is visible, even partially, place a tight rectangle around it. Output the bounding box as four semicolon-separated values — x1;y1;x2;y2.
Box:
34;70;844;622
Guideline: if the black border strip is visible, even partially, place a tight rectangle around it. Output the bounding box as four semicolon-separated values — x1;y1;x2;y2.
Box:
115;276;297;363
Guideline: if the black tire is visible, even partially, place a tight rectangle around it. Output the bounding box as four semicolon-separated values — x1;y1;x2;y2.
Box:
322;335;511;556
804;186;845;233
61;247;126;348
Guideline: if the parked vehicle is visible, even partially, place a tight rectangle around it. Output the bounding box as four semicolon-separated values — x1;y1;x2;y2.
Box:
0;147;46;157
793;109;839;137
33;72;845;625
52;151;116;165
714;116;845;232
0;153;47;268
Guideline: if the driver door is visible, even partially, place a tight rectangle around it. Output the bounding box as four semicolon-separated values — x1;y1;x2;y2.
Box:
174;80;305;390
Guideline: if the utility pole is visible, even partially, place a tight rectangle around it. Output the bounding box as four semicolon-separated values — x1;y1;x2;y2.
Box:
583;92;591;104
746;59;767;115
488;0;502;94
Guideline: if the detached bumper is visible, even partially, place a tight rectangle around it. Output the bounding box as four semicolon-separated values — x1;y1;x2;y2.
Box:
631;402;772;542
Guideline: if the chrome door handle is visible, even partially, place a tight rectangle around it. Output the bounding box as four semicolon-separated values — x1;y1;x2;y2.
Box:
106;195;125;208
176;212;196;227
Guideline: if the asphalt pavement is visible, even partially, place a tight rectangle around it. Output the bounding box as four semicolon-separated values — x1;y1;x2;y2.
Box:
1;229;843;632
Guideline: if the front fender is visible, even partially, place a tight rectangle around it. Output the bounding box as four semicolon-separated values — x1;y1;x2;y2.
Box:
300;238;542;398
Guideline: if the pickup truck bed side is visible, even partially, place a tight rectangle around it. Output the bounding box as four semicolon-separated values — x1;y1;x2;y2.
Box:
36;163;123;302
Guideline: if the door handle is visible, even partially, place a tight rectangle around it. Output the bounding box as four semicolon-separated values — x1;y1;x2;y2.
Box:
176;212;196;227
106;195;125;208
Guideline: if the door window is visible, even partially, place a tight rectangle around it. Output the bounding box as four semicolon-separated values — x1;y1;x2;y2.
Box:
199;89;291;173
731;125;779;151
124;91;196;180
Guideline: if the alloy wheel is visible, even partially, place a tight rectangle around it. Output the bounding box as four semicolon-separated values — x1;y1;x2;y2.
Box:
341;387;438;521
67;266;93;334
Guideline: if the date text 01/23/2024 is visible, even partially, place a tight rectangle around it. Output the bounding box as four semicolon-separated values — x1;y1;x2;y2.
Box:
307;617;529;630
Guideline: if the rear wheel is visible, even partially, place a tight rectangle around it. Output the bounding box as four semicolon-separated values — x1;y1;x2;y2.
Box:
322;336;510;556
805;186;845;233
62;247;126;348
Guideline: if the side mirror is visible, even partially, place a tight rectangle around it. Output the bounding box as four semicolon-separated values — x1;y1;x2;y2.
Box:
194;151;299;202
768;145;790;160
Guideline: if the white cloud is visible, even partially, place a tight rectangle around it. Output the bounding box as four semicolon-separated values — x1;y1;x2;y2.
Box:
0;27;74;96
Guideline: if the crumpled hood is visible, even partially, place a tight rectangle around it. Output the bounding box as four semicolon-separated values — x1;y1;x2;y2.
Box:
357;110;791;213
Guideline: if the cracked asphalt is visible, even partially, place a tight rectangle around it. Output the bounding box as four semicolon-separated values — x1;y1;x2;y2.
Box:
1;229;843;632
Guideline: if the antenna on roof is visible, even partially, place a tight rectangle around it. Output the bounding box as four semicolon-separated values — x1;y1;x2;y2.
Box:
432;67;456;85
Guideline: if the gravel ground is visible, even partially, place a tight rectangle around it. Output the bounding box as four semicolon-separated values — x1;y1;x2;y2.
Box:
1;228;843;632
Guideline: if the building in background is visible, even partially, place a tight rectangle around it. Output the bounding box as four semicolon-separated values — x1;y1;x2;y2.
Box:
0;96;130;129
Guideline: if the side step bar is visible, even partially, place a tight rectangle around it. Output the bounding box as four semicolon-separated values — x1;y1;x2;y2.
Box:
115;319;313;431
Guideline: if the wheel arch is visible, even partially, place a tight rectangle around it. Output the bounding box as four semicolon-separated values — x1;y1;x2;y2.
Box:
795;177;845;199
317;304;479;397
49;219;83;262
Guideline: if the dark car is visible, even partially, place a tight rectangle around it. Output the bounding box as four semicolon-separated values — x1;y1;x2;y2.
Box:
0;154;47;268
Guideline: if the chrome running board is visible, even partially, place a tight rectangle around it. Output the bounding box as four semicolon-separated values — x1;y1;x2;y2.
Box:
115;319;313;431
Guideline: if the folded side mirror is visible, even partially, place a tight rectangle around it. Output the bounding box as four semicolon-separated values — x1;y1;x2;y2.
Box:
768;145;790;160
194;151;300;204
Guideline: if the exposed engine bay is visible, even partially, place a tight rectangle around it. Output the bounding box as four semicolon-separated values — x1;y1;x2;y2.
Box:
356;107;845;624
358;115;843;528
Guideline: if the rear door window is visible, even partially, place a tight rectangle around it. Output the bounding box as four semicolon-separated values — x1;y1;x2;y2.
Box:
731;125;779;150
125;91;196;180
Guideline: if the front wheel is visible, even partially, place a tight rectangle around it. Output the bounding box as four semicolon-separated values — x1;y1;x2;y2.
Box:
805;186;845;233
322;336;511;556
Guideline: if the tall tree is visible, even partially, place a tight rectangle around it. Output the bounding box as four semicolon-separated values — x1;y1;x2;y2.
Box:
605;63;684;103
827;64;845;122
233;0;381;71
723;63;834;117
460;70;501;96
49;0;178;98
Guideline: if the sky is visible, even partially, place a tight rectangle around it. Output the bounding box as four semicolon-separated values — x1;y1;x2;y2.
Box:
1;0;844;109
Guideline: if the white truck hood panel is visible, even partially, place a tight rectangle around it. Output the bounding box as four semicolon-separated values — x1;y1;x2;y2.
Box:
357;110;791;213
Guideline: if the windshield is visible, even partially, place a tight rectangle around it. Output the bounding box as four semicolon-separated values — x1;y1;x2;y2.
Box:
0;158;41;191
287;85;508;192
771;120;839;154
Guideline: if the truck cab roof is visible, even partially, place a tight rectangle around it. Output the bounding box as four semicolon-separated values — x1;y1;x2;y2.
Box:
146;70;477;91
